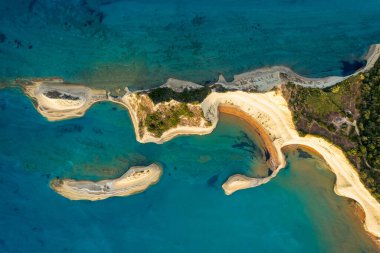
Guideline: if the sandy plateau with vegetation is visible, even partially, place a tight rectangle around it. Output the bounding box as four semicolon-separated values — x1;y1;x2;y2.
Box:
118;92;211;143
22;44;380;241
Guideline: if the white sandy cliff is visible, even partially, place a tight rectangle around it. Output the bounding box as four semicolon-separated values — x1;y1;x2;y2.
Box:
50;164;162;201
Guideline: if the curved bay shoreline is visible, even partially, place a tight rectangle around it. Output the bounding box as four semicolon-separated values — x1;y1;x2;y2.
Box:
19;44;380;241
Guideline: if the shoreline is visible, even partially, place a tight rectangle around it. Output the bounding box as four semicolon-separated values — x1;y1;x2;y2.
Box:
202;43;380;91
17;43;380;241
282;144;380;248
10;44;379;93
218;105;279;168
205;91;380;240
22;83;380;240
282;143;380;246
23;79;108;121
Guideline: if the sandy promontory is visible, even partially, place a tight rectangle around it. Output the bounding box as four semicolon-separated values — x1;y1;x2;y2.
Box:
24;79;108;121
50;164;162;201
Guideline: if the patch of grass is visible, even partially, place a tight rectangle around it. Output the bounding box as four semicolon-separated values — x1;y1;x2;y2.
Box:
145;103;194;137
286;75;360;119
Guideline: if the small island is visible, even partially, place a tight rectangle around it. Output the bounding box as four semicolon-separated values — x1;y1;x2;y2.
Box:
50;164;162;201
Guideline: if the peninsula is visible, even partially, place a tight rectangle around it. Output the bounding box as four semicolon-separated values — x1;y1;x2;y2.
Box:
22;44;380;240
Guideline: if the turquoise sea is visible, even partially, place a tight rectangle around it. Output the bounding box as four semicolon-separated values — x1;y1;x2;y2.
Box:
1;0;380;88
0;88;377;252
1;1;380;252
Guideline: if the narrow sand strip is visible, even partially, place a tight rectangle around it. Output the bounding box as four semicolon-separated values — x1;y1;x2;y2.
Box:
50;164;162;201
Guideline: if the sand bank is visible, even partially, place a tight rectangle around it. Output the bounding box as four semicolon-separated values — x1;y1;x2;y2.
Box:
50;164;162;201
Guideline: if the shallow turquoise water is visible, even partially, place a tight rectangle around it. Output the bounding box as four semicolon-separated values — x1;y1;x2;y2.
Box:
0;88;377;252
1;0;380;88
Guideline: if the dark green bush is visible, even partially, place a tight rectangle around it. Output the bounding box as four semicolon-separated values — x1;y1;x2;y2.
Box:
147;87;211;104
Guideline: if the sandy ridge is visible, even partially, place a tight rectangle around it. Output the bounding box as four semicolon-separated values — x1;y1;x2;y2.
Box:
50;164;162;201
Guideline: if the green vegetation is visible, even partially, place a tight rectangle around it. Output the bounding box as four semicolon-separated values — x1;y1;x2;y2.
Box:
285;75;362;120
357;61;380;197
283;75;362;155
147;87;211;104
145;103;194;137
283;67;380;199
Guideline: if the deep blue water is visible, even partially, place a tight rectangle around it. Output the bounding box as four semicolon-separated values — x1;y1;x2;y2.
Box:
0;88;377;252
1;0;380;88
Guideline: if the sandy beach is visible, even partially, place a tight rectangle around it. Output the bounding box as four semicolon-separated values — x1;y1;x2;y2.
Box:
25;84;380;239
50;164;162;201
22;44;380;240
201;90;380;240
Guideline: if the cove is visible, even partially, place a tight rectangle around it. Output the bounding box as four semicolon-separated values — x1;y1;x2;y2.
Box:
0;88;378;252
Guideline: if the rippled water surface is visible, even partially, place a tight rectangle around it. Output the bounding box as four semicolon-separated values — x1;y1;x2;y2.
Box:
1;0;380;88
0;88;377;252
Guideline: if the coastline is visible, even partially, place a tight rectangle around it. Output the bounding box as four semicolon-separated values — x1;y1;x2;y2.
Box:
218;105;279;168
114;93;214;144
24;79;108;121
215;44;380;91
22;82;380;240
19;44;380;241
50;164;162;201
283;143;380;246
18;44;380;94
203;91;380;240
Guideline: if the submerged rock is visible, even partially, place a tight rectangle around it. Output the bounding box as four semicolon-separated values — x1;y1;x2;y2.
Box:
207;174;219;187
